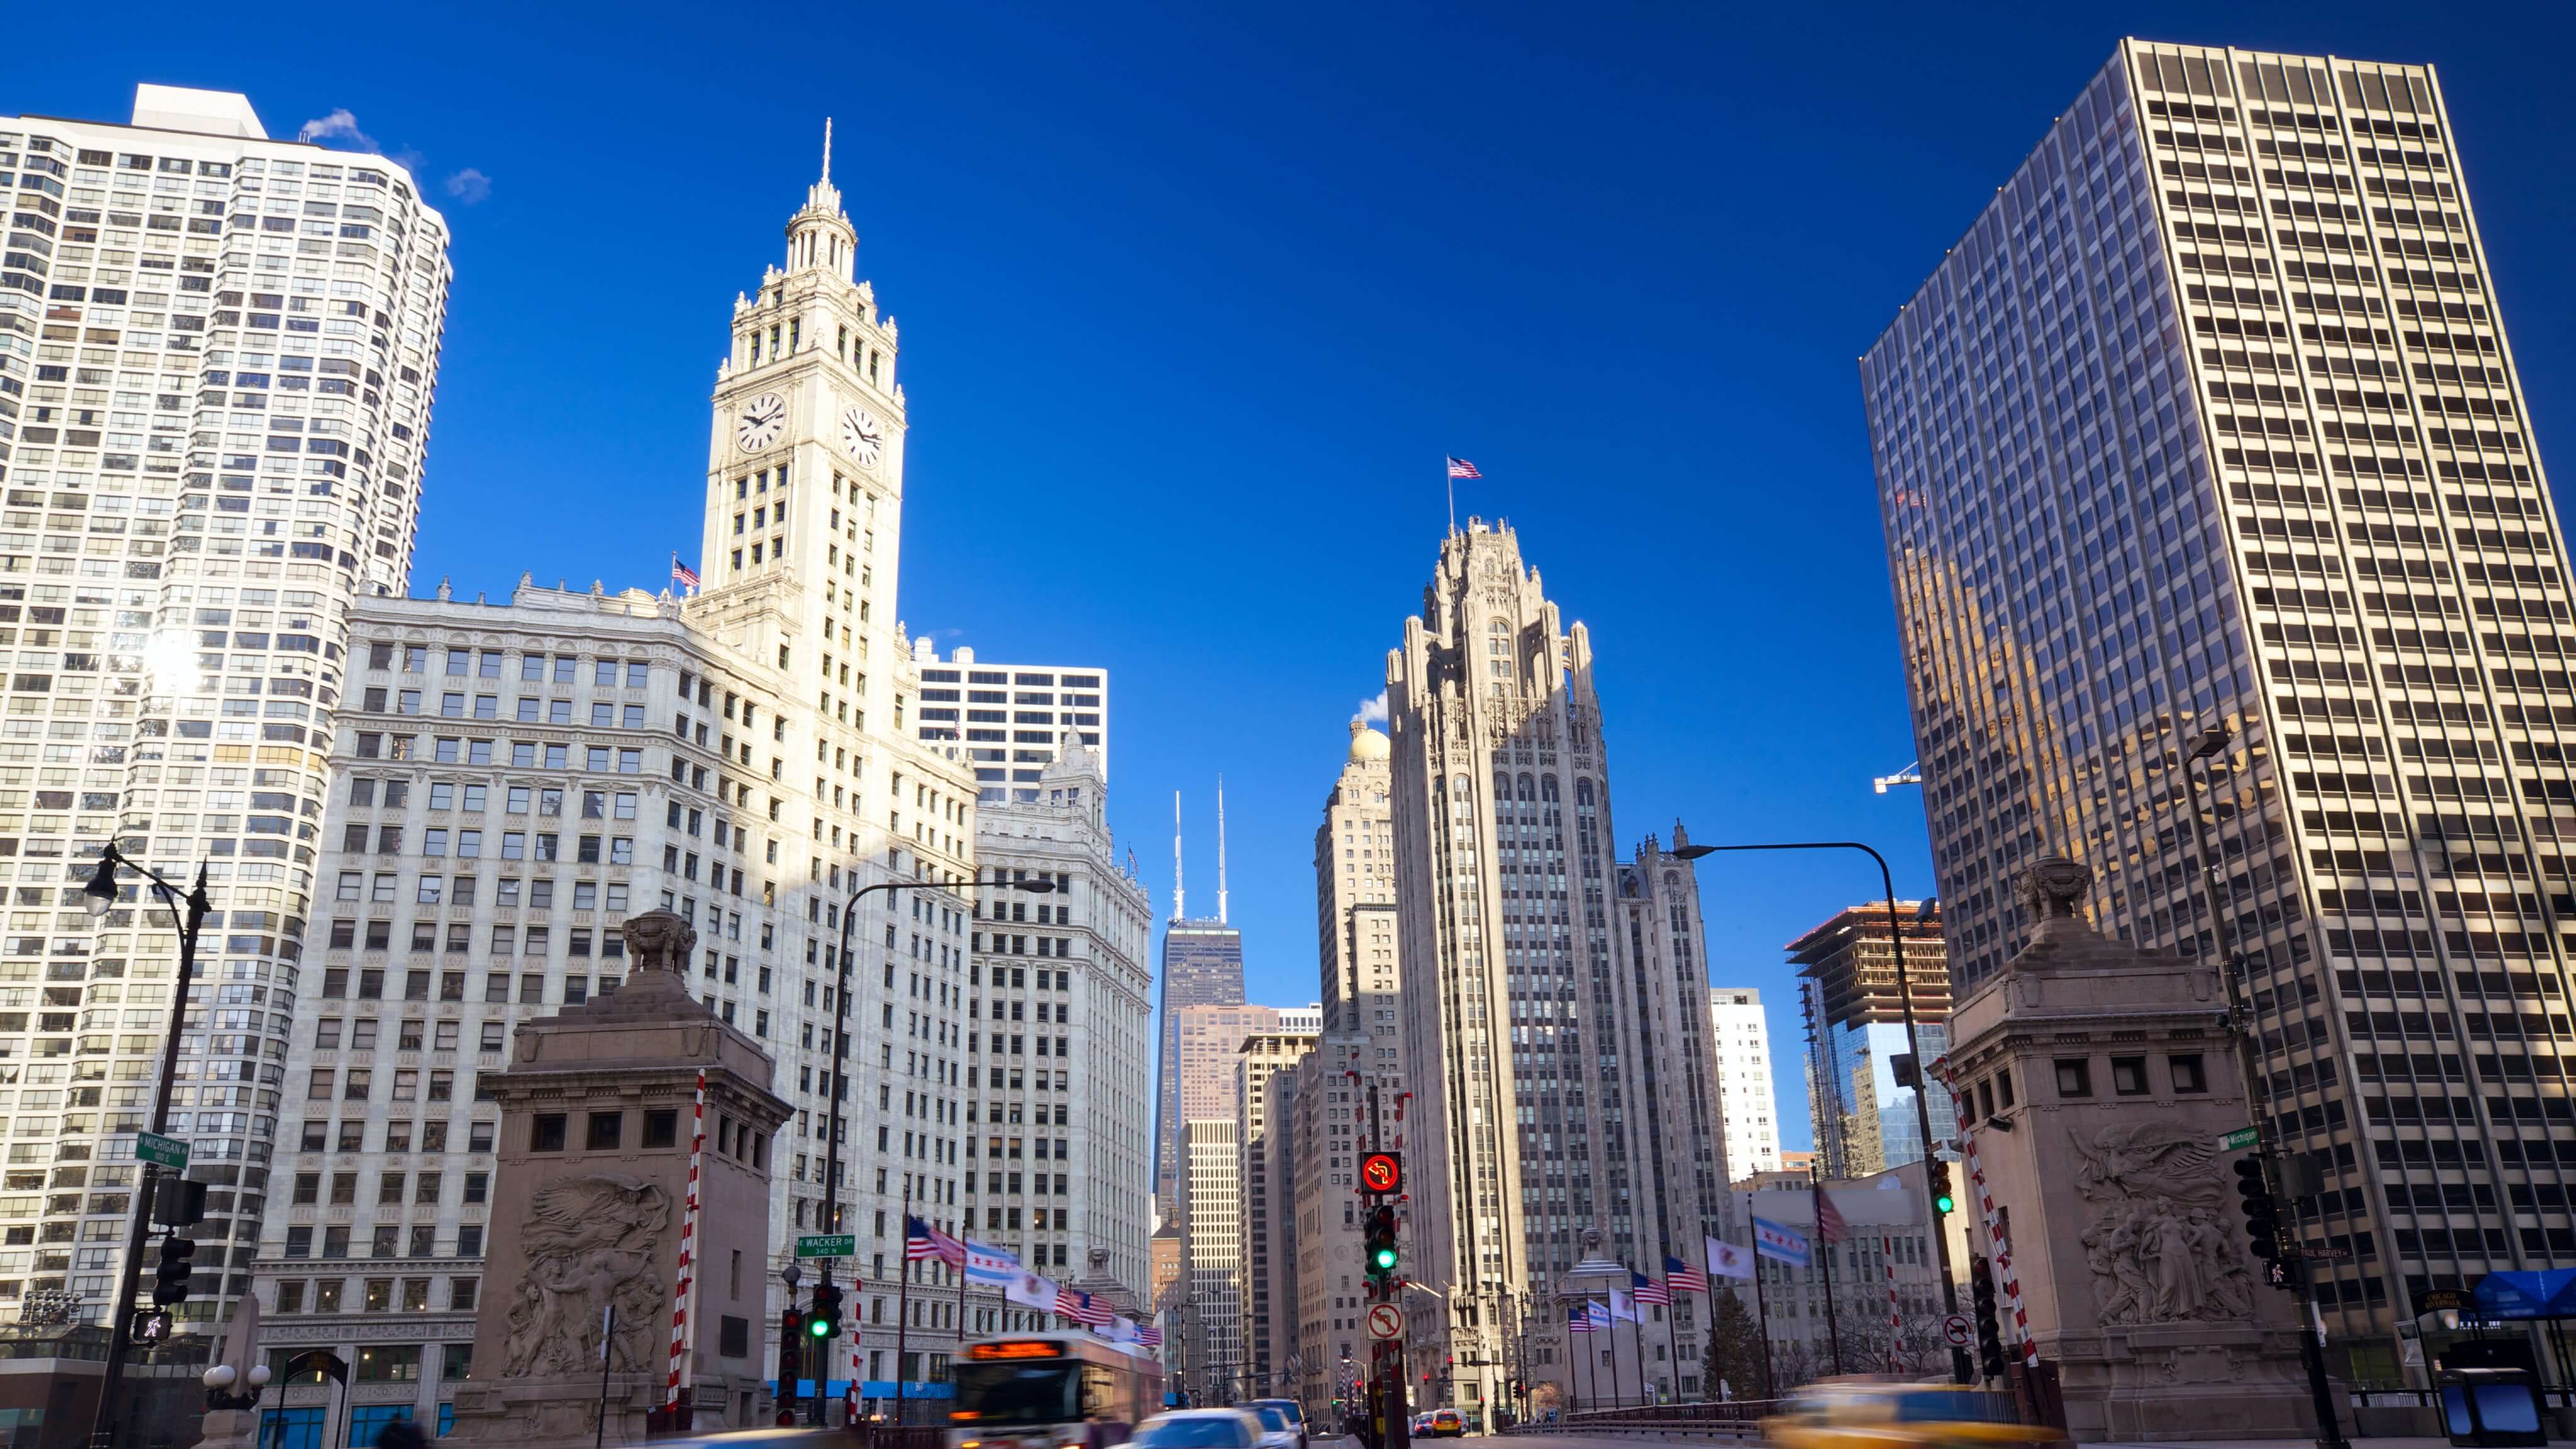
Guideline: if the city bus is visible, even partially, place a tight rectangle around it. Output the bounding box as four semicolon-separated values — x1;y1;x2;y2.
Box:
948;1335;1163;1449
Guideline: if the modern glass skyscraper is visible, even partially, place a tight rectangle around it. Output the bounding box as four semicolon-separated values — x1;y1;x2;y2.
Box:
0;86;449;1341
1865;40;2575;1382
1153;922;1243;1211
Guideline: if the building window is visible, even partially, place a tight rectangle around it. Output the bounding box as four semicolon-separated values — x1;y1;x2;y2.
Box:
531;1114;567;1152
2053;1059;2092;1099
2169;1054;2207;1094
587;1113;623;1151
2110;1057;2148;1096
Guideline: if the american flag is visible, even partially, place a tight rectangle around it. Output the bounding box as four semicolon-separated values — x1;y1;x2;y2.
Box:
671;556;701;589
1631;1270;1670;1306
1566;1303;1596;1335
1055;1287;1111;1326
1814;1184;1850;1244
1136;1321;1164;1348
905;1214;965;1267
1666;1254;1707;1294
1445;457;1482;480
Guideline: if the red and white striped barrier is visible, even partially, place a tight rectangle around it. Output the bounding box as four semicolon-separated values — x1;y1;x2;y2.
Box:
1934;1060;2038;1368
1881;1235;1901;1370
665;1069;709;1409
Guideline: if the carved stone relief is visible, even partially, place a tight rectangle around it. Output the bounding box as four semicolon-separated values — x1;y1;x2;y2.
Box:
498;1174;672;1378
2069;1123;2255;1326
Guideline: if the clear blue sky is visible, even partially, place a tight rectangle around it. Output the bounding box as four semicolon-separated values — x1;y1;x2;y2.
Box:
15;1;2576;1153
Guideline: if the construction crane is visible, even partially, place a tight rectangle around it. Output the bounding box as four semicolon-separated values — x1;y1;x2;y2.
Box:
1872;762;1922;794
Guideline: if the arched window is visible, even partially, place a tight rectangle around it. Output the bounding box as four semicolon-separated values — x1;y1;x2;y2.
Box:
1540;777;1559;802
1575;778;1595;806
1518;774;1536;802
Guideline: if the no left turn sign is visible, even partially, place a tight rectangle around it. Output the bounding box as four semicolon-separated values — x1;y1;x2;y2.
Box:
1368;1304;1404;1340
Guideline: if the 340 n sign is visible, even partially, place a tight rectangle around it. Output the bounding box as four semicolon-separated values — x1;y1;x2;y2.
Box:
1360;1152;1402;1195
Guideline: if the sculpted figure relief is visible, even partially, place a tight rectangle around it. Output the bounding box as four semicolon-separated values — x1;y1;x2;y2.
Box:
499;1174;671;1378
2070;1123;2255;1326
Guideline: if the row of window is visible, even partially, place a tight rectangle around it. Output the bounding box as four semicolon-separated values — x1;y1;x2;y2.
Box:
364;645;650;687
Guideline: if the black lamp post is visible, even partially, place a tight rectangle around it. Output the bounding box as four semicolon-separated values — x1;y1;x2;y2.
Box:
809;863;1053;1423
2177;724;2350;1449
80;843;213;1449
1671;838;1970;1384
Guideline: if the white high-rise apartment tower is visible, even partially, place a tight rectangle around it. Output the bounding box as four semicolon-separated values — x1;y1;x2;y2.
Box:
0;86;449;1337
962;735;1155;1306
1385;522;1732;1421
909;645;1109;802
1708;988;1780;1182
1866;40;2576;1382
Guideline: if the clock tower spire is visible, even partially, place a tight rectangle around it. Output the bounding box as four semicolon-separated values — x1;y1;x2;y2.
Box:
787;116;856;282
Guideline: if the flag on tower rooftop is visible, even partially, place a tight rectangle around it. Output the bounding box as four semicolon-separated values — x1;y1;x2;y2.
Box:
671;556;700;589
1446;456;1482;479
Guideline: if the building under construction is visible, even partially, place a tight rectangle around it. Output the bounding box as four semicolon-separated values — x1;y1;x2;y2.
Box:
1789;901;1958;1179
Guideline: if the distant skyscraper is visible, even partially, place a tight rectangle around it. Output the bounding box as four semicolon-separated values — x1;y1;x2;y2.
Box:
1317;721;1405;1073
0;84;450;1343
1176;1117;1243;1400
910;643;1108;801
1235;1023;1318;1397
1709;988;1783;1182
1385;521;1733;1416
1789;902;1953;1179
1153;792;1244;1211
1863;40;2575;1372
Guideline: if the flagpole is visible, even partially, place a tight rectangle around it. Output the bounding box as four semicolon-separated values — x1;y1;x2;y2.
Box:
1625;1296;1646;1406
1445;457;1455;538
1660;1289;1679;1403
1746;1194;1775;1401
1582;1302;1600;1412
896;1182;912;1425
1810;1172;1843;1376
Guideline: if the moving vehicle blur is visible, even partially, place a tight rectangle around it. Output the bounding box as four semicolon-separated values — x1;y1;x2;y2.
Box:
1427;1408;1463;1438
1124;1408;1269;1449
1243;1398;1307;1449
947;1335;1163;1449
1765;1381;2069;1449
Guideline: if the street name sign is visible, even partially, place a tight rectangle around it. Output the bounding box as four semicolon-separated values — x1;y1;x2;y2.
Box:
796;1234;855;1258
135;1132;189;1170
2218;1126;2258;1152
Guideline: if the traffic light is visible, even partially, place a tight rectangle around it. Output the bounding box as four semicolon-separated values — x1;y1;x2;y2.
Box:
1968;1255;2004;1379
1930;1160;1957;1216
153;1175;207;1228
2234;1157;2280;1267
779;1306;806;1385
808;1282;843;1340
1363;1205;1399;1285
152;1235;195;1306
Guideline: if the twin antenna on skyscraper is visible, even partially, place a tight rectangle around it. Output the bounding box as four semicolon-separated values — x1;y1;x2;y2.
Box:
1171;782;1229;925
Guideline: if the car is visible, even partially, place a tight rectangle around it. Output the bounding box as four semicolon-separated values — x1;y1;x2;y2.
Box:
1763;1382;2070;1449
1243;1399;1308;1449
1124;1409;1271;1449
1409;1414;1435;1436
1244;1402;1300;1449
1428;1408;1464;1438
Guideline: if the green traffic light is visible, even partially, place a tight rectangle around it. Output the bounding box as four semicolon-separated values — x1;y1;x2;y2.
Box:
809;1318;831;1337
1372;1247;1398;1271
1936;1193;1956;1214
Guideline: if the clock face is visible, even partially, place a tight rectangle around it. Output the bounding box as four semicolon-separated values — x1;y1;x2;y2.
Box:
735;393;787;453
840;405;886;470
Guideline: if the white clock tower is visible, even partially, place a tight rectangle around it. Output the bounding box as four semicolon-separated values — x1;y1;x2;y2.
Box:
694;123;921;752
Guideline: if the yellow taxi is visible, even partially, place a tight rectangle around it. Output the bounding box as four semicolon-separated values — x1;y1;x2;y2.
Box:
1764;1381;2068;1449
1427;1408;1464;1438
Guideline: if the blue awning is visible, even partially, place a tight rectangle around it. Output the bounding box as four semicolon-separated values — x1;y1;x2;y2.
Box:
2471;1269;2576;1320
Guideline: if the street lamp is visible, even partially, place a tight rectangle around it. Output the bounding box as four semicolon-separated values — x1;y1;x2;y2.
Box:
1671;838;1970;1384
2176;724;2350;1449
201;1362;272;1412
810;862;1055;1424
82;843;213;1449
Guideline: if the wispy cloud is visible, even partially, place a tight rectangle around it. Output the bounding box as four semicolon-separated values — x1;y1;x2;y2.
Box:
296;108;378;152
444;168;492;205
1354;690;1387;726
